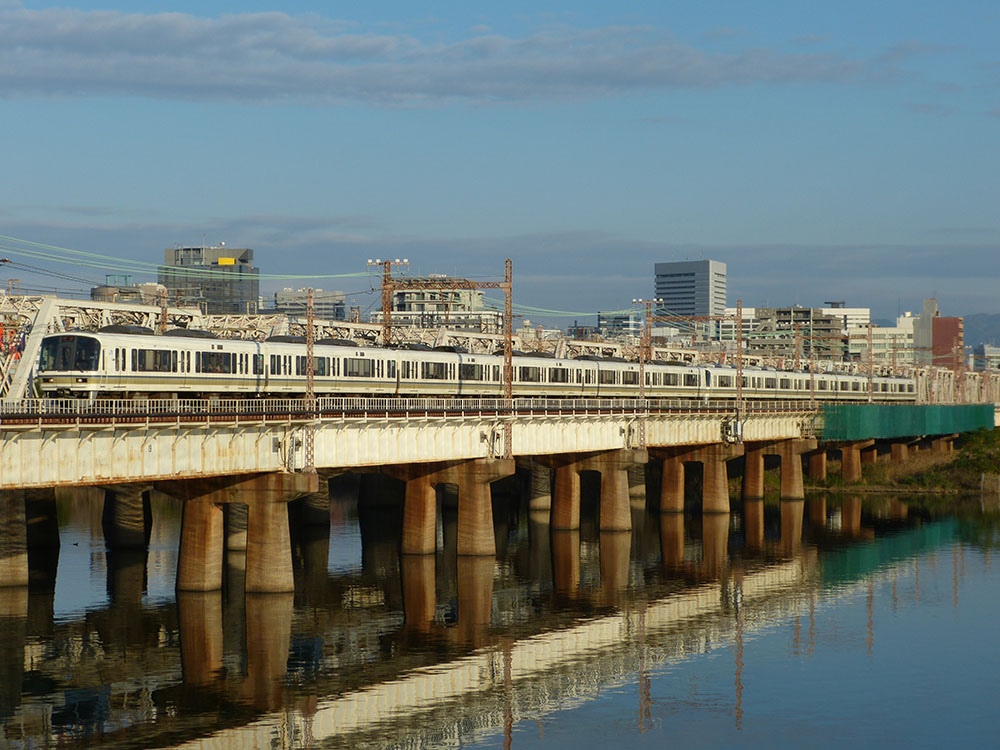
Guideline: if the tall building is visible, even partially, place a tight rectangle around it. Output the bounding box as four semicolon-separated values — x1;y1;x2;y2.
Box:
272;288;346;321
654;260;726;317
158;245;259;314
913;298;964;368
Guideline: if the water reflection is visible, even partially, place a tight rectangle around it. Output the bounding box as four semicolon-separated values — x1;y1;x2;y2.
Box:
3;486;1000;748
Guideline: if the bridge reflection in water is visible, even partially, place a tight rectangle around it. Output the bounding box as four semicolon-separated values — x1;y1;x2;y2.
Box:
0;480;969;749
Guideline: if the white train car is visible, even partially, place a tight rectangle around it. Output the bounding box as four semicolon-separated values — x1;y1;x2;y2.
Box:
34;329;917;403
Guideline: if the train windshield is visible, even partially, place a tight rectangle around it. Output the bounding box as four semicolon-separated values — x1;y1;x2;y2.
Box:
39;336;101;372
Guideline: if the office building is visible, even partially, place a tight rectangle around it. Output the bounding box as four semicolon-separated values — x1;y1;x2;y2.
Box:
654;260;727;318
369;274;503;332
158;245;260;314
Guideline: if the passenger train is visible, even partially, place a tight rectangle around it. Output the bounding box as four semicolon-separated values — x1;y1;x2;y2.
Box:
34;327;917;402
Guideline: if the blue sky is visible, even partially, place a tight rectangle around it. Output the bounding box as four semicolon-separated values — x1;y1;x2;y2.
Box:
1;0;998;322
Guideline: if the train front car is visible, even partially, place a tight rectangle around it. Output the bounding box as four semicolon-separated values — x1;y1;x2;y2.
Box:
37;333;104;398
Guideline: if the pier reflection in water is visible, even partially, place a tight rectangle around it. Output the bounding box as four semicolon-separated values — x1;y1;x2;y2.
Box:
1;482;999;749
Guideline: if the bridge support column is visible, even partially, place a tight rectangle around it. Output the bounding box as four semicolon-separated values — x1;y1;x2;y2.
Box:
773;439;815;500
685;443;743;514
176;500;225;592
861;447;877;465
25;489;60;552
0;491;28;588
807;451;828;481
742;444;766;501
101;486;151;549
932;435;956;454
891;442;909;464
628;465;646;508
456;459;514;556
840;440;874;482
544;456;587;530
658;451;686;513
523;462;552;512
588;449;647;531
160;472;318;593
400;473;437;556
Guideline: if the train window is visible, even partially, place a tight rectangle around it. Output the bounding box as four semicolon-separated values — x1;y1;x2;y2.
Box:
584;370;595;384
664;373;679;386
852;382;860;391
779;378;791;389
599;370;617;385
387;360;396;379
460;363;484;381
764;378;777;388
172;351;178;373
253;355;264;375
421;361;447;380
519;366;543;383
114;348;120;371
493;365;500;381
908;384;914;393
548;368;570;383
345;358;374;378
718;375;734;388
683;373;699;387
622;371;638;385
817;380;828;391
840;382;850;391
645;372;651;386
198;351;234;374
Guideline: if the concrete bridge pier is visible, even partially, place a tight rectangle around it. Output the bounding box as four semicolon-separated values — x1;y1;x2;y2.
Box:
656;449;687;513
891;441;910;464
161;471;318;594
840;440;875;482
519;461;553;513
393;458;515;557
861;446;878;465
177;591;224;686
543;455;585;530
224;503;248;551
589;449;647;531
0;491;29;587
742;444;767;501
627;465;647;508
773;439;816;500
25;489;60;553
932;435;957;454
101;485;152;549
806;450;828;481
688;443;743;514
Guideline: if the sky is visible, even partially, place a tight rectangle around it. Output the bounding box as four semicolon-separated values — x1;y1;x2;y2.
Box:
1;0;998;323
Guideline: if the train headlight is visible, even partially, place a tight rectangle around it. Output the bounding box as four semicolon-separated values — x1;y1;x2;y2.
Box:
75;378;88;383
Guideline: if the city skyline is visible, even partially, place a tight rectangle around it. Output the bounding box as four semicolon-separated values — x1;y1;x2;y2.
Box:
1;0;997;320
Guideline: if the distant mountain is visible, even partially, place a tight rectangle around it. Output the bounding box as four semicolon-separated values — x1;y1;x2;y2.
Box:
962;313;1000;348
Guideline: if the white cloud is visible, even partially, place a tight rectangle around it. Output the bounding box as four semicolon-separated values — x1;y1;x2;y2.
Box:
0;5;896;105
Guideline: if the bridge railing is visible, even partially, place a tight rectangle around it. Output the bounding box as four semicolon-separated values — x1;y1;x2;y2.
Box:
0;396;819;427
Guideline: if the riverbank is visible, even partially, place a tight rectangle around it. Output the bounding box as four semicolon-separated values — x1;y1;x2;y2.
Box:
804;428;1000;494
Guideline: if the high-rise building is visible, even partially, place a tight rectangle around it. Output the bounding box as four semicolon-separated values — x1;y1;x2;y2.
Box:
369;274;503;331
158;245;260;314
597;311;641;338
654;260;726;317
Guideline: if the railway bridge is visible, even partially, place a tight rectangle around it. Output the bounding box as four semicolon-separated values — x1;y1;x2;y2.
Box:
0;394;995;593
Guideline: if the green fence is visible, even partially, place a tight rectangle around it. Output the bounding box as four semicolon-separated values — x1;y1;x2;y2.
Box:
819;404;994;441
